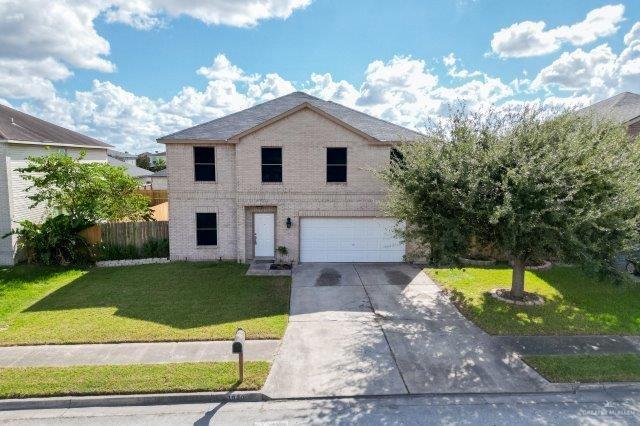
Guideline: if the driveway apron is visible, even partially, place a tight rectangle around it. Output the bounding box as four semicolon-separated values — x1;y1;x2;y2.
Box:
262;263;549;398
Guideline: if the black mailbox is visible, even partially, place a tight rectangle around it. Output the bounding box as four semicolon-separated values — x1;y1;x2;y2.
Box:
232;328;245;354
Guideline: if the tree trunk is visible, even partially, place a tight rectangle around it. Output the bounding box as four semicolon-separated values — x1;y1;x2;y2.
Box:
511;256;526;299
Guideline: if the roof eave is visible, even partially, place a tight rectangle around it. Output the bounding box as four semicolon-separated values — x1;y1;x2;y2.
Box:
0;139;112;149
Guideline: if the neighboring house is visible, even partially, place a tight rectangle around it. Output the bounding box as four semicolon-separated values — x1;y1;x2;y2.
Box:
158;91;422;263
0;104;111;265
139;150;166;164
107;156;153;187
107;149;138;165
150;168;167;190
578;92;640;139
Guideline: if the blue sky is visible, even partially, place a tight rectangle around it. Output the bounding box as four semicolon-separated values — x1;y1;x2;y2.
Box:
1;0;639;152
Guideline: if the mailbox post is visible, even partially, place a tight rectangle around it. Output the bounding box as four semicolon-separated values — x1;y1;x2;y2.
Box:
232;328;246;382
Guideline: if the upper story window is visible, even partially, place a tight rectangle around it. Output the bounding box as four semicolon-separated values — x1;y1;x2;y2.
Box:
261;147;282;183
196;212;217;246
326;147;347;183
194;147;215;182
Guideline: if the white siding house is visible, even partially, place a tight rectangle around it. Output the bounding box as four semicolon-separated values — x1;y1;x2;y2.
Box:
0;104;111;265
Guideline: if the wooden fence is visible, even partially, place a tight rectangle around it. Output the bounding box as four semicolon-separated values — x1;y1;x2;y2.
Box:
150;202;169;221
80;221;169;247
138;189;168;206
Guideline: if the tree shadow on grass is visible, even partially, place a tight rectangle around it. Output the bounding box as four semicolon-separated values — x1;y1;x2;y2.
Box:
23;262;290;330
444;265;640;335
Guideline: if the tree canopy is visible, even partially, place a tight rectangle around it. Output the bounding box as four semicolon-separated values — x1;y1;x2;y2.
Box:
17;151;152;223
382;106;640;298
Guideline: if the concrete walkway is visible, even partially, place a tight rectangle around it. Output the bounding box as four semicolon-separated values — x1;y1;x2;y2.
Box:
263;263;549;398
0;340;279;367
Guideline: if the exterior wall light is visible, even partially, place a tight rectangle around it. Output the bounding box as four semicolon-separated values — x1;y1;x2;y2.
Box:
286;217;292;228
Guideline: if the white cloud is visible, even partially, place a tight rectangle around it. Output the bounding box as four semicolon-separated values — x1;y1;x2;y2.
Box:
0;0;115;72
624;22;640;45
0;58;72;100
491;4;625;58
247;73;296;102
442;53;483;79
13;53;592;153
105;0;312;29
305;73;359;107
0;0;311;114
196;54;259;82
531;22;640;99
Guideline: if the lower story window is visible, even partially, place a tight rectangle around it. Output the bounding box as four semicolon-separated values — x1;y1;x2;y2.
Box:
196;213;217;246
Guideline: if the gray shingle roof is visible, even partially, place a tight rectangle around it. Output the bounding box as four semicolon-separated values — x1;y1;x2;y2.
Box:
152;168;167;177
0;103;111;148
107;157;153;177
577;92;640;124
108;149;137;159
158;92;422;143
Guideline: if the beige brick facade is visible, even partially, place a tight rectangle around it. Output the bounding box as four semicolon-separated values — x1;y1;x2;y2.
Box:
165;107;412;263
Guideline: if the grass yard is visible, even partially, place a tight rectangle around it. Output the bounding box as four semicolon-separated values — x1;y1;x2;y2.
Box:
0;262;290;345
428;265;640;335
523;354;640;383
0;362;269;398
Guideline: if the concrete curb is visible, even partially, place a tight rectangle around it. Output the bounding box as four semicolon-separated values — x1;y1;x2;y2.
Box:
3;383;640;411
0;391;265;411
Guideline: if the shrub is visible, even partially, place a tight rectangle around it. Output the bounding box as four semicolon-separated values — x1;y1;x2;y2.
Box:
4;215;93;265
141;239;169;258
96;239;168;261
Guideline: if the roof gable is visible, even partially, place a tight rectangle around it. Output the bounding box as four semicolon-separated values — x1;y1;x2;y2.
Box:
158;92;422;143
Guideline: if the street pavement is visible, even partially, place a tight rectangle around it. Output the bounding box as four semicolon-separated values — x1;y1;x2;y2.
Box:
1;389;639;425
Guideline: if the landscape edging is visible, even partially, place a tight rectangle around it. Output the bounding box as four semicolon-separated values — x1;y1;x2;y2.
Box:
95;258;170;268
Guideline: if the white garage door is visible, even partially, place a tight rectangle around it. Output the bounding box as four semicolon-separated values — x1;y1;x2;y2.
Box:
300;217;405;262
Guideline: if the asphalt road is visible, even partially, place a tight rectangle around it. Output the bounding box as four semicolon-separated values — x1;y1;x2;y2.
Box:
2;390;639;425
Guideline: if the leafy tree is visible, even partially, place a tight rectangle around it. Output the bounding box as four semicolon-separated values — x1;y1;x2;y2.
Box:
382;106;640;299
4;152;152;265
16;151;152;223
151;157;166;172
136;154;151;170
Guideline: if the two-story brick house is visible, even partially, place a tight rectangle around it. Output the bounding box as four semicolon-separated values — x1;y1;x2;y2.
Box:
158;92;422;263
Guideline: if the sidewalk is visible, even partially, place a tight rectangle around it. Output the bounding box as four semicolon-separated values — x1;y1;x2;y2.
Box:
495;335;640;355
0;340;279;367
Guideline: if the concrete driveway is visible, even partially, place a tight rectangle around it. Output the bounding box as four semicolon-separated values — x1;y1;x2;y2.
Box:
262;263;549;398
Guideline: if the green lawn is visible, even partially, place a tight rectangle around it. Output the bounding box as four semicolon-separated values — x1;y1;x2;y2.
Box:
0;362;269;398
0;262;290;345
523;354;640;383
428;265;640;335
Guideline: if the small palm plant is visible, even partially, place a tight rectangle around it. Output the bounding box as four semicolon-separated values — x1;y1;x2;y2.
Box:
276;245;289;265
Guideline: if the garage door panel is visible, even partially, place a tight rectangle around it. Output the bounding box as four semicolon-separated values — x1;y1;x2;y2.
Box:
300;218;405;263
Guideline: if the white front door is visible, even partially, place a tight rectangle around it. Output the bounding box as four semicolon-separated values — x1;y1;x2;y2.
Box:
254;213;275;257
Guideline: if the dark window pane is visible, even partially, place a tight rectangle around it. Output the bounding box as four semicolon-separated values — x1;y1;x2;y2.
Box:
195;164;216;181
197;230;217;246
327;165;347;182
196;212;217;229
261;147;282;164
194;147;215;164
390;148;405;164
262;164;282;182
327;148;347;165
196;213;217;246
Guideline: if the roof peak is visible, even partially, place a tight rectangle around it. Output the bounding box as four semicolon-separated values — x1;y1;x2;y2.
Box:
158;91;422;143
